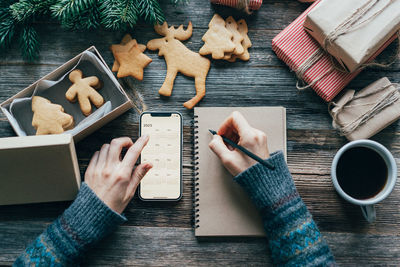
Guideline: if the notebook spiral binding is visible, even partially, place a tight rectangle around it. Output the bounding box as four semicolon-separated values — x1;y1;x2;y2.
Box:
193;115;200;229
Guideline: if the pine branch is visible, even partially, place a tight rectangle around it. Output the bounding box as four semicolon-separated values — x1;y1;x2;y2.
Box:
0;3;16;49
62;6;100;30
50;0;95;21
10;0;56;22
19;24;39;61
1;0;188;61
138;0;165;24
51;0;100;30
100;0;138;30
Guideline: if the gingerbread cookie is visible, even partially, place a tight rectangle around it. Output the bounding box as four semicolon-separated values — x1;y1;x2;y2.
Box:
224;16;244;58
199;14;236;60
112;42;152;80
110;34;147;72
226;19;252;62
65;69;104;116
32;96;74;135
147;21;210;109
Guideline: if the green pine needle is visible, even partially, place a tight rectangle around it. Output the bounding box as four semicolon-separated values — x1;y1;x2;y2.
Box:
0;18;15;48
50;0;95;21
61;6;100;30
10;0;56;22
138;0;165;24
100;0;139;30
19;25;39;61
0;3;16;48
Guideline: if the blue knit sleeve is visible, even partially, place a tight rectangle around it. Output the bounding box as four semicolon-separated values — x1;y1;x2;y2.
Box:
13;182;126;266
235;151;337;266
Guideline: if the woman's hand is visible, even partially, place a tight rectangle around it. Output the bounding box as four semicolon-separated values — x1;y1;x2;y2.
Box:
84;136;152;214
209;111;269;176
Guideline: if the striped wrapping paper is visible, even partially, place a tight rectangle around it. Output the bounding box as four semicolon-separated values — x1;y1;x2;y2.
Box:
272;0;397;102
210;0;262;11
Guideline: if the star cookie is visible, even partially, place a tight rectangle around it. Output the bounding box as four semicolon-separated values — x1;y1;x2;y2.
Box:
110;34;147;72
112;42;152;80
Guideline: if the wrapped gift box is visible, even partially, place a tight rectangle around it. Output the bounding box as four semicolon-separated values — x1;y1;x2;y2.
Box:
330;77;400;141
304;0;400;73
0;46;134;142
272;0;397;102
0;134;80;205
210;0;262;11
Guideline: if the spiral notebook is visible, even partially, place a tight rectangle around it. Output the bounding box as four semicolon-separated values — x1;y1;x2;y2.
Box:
194;107;286;237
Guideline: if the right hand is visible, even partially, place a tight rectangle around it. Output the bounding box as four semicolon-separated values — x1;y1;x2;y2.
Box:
84;136;152;214
208;111;269;176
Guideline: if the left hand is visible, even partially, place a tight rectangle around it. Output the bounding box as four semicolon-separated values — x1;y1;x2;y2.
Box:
84;136;152;214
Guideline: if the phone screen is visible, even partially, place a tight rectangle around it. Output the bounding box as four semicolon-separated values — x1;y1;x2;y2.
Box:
139;112;182;200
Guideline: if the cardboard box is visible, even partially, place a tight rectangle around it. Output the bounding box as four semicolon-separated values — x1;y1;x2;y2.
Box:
304;0;400;72
0;134;80;205
0;46;134;142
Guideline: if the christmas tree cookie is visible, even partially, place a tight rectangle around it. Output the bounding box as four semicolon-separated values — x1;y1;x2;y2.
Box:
199;14;235;59
32;96;74;135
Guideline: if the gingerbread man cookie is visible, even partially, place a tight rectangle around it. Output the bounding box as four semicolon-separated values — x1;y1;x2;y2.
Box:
32;96;74;135
147;21;210;109
110;34;147;72
65;69;104;116
199;14;236;60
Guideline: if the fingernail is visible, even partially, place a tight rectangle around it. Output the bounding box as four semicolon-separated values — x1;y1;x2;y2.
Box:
145;163;153;171
141;134;149;140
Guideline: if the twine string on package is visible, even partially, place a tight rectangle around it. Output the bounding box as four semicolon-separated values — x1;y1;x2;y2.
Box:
329;82;400;136
323;0;398;72
324;0;393;49
295;48;333;90
210;0;262;13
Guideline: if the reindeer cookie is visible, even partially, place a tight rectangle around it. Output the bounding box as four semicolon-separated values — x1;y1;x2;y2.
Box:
147;21;210;109
32;96;74;135
66;69;104;116
111;34;147;72
199;14;236;59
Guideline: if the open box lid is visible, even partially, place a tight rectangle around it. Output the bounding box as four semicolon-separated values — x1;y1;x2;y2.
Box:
0;134;81;205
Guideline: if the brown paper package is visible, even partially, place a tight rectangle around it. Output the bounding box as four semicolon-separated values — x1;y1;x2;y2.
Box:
304;0;400;73
330;77;400;141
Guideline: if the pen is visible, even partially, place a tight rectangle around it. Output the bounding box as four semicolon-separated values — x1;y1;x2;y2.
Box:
209;129;275;170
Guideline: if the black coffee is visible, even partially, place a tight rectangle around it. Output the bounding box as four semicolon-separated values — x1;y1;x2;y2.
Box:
336;146;387;200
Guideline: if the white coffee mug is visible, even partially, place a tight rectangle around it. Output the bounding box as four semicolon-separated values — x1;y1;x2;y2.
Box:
331;140;397;223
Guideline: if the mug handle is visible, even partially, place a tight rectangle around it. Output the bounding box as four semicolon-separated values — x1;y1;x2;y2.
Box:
360;205;376;223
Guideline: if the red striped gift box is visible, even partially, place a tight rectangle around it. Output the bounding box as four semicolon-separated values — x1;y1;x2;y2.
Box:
272;0;397;102
210;0;262;11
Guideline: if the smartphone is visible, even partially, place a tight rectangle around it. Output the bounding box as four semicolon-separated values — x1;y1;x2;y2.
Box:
138;112;182;201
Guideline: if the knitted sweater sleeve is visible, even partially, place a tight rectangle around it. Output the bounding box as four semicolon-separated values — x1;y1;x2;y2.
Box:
13;182;126;267
234;151;336;266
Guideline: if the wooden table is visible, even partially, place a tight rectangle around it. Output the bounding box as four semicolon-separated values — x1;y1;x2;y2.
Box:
1;1;399;266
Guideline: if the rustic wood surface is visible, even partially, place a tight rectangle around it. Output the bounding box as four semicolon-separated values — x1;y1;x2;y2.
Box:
1;0;400;266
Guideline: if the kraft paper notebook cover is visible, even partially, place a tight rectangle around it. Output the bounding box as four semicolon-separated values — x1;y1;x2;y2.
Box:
194;107;287;237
